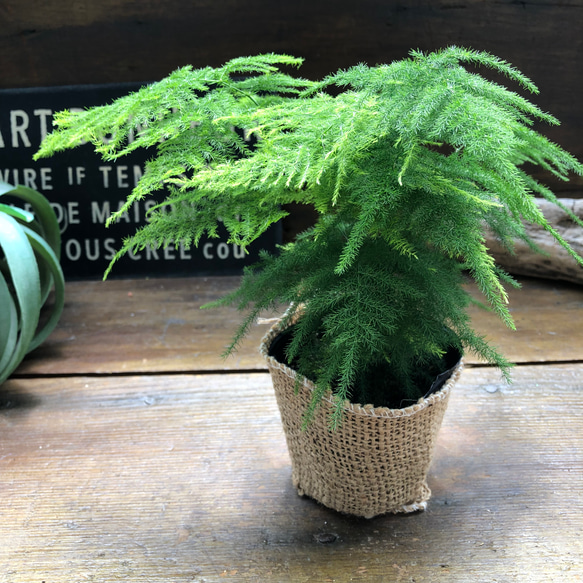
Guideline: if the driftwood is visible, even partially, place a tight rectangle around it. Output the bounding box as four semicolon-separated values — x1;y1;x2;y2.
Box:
485;198;583;285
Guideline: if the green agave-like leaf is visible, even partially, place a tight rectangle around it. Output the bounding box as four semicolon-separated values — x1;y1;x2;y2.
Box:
0;182;65;384
0;212;41;384
0;272;18;376
0;183;61;258
21;224;66;353
0;182;62;304
0;202;35;223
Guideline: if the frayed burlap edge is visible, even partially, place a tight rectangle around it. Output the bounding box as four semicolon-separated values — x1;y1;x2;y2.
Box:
260;317;463;518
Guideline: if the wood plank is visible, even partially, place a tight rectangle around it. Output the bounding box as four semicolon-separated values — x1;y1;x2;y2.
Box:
467;276;583;364
485;198;583;285
1;364;581;581
15;275;583;377
18;275;271;375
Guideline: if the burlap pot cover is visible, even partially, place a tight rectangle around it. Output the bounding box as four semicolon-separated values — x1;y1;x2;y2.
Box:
260;319;463;518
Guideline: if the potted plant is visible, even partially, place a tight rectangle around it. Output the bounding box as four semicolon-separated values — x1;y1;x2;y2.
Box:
35;48;583;517
0;182;65;385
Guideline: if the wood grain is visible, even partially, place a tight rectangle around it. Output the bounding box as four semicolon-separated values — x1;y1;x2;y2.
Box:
2;273;582;581
1;365;581;582
466;276;583;364
14;275;583;377
485;198;583;285
18;275;271;375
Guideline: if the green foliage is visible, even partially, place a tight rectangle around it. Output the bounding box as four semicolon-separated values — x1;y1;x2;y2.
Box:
214;214;515;427
0;182;65;385
35;47;583;424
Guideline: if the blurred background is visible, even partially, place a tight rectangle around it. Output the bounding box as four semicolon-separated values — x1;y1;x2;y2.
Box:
2;0;582;256
3;0;581;185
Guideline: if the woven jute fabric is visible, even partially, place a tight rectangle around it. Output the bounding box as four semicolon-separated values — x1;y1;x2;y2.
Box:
260;319;463;518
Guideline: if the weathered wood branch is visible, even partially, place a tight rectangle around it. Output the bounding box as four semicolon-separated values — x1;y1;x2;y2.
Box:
485;198;583;285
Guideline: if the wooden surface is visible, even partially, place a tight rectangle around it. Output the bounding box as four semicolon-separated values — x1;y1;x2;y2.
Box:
16;274;583;375
485;199;583;285
1;275;583;582
20;276;270;375
2;366;582;582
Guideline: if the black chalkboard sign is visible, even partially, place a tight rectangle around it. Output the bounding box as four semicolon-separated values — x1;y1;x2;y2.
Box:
0;84;281;280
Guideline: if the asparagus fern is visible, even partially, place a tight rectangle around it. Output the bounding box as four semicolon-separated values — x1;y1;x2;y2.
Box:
35;47;583;424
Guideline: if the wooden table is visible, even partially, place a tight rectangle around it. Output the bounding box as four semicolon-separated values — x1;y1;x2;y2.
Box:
1;275;582;582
